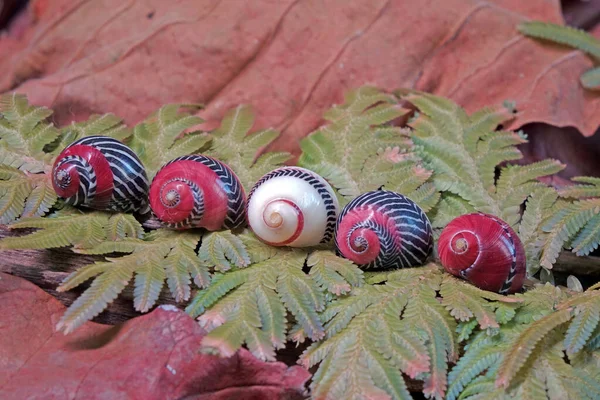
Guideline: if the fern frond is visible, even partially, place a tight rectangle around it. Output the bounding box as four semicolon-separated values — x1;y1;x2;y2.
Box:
430;193;475;229
198;230;250;272
447;285;600;399
307;250;364;296
208;105;291;191
564;299;600;355
496;308;571;388
518;21;600;61
49;113;131;154
128;104;209;176
104;213;143;241
298;86;434;208
581;66;600;90
0;165;57;223
440;275;521;330
56;229;205;331
559;176;600;198
186;269;250;317
400;90;563;229
304;266;461;400
495;160;564;225
57;258;138;334
447;333;505;400
189;250;336;361
540;198;600;266
519;187;559;275
0;211;141;249
0;93;59;167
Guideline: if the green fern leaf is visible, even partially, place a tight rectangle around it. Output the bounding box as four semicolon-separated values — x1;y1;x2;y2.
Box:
128;104;209;176
56;229;204;331
190;250;333;360
48;113;132;154
0;211;139;249
559;176;600;198
307;250;363;296
198;230;250;272
518;21;600;61
239;230;280;263
298;86;432;207
0;165;57;223
581;66;600;90
540;199;600;267
255;283;287;349
400;90;563;227
57;259;138;334
495;308;572;388
430;193;475;229
0;93;59;167
133;257;166;312
519;187;559;275
565;299;600;355
277;256;325;340
304;266;460;400
440;275;522;330
447;333;505;400
186;269;250;318
208;105;291;191
570;212;600;256
104;213;143;241
2;212;108;249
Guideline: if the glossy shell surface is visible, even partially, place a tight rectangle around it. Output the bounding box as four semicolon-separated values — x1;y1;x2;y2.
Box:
149;155;246;230
246;167;339;247
335;190;433;269
438;212;526;294
52;135;149;213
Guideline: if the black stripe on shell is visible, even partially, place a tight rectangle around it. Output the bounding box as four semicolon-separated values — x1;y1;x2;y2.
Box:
67;136;149;213
163;155;246;230
335;190;433;269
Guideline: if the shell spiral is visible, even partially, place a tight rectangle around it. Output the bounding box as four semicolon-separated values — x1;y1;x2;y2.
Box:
438;212;526;294
335;190;433;269
149;155;246;230
246;167;339;247
52;135;149;213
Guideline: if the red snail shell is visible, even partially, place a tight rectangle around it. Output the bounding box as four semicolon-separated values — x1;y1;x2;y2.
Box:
246;167;339;247
52;136;149;213
335;190;433;269
149;155;246;230
438;212;526;294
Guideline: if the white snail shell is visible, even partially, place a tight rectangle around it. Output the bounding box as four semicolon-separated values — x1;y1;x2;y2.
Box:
247;167;339;247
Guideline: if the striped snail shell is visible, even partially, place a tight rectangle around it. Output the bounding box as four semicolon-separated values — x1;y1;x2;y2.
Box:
247;167;339;247
52;135;149;213
438;212;526;294
149;155;246;230
335;190;433;269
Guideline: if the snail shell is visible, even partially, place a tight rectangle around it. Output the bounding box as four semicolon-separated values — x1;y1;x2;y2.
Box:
335;190;433;269
438;212;526;294
52;135;149;213
246;167;339;247
149;155;246;230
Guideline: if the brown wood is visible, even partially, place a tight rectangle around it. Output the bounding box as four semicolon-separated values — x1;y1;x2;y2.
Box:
554;251;600;276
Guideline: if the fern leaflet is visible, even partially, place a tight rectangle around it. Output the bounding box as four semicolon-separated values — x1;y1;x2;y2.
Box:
56;229;213;333
128;104;210;177
207;105;291;191
0;210;142;250
298;86;438;210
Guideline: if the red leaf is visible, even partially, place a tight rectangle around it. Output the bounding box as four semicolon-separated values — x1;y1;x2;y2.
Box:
0;273;310;400
0;0;598;158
